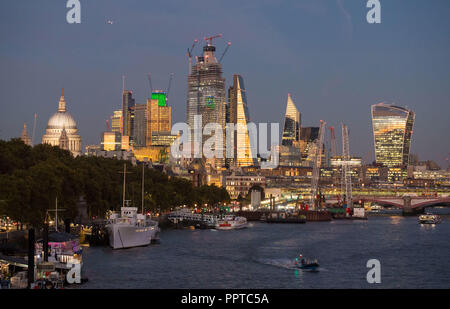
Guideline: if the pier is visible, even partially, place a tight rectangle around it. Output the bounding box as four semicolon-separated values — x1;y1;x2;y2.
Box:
237;210;331;222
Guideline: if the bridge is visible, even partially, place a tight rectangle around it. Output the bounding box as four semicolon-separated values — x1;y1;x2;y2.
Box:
324;196;450;215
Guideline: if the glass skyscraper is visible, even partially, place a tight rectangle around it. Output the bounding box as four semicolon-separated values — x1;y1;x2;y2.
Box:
132;104;147;147
371;103;415;167
122;90;135;139
228;74;256;167
111;110;123;134
186;41;226;167
281;94;301;147
280;94;302;166
146;94;171;146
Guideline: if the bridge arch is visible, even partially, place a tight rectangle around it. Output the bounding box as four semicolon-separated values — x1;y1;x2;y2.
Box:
411;198;450;210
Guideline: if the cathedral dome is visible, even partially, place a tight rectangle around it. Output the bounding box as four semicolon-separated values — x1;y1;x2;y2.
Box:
41;89;82;156
47;111;77;129
46;89;77;129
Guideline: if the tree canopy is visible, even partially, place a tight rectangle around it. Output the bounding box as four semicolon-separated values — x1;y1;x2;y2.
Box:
0;139;229;227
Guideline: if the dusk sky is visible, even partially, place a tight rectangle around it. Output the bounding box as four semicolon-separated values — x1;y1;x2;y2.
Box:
1;0;449;167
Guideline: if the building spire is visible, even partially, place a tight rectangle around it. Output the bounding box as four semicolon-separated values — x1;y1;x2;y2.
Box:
21;122;31;146
58;88;66;112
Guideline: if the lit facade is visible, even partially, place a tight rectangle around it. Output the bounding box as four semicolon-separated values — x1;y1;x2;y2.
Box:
111;110;123;134
186;41;226;167
41;89;82;156
300;127;319;161
225;174;266;199
146;96;171;146
151;131;177;147
101;131;121;151
281;93;301;147
228;74;255;167
371;103;415;167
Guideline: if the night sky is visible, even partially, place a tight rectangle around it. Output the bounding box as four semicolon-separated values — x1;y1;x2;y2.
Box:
1;0;449;167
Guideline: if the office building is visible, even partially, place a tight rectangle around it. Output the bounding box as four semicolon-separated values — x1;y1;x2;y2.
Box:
371;103;415;167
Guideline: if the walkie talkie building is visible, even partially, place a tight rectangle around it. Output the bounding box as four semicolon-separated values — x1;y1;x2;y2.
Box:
371;103;415;167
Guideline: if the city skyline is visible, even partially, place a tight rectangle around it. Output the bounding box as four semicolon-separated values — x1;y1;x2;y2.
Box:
1;1;449;167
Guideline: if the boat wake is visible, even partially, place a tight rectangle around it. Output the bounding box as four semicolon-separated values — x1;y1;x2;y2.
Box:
256;258;328;272
256;258;298;270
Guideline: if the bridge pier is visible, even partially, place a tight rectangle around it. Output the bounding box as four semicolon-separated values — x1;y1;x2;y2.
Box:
402;196;424;216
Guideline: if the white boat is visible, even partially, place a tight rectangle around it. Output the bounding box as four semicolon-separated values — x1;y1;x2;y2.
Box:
215;215;247;230
106;206;158;249
418;214;441;224
106;163;160;249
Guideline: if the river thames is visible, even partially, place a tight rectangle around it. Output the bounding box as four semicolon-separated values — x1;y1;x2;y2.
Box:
80;209;450;289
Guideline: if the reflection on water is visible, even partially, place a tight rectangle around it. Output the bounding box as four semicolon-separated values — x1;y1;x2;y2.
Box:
80;210;450;289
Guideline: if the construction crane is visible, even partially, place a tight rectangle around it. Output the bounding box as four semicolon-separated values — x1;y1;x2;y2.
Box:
219;41;231;63
204;34;222;46
187;39;199;75
329;126;337;158
341;123;353;209
31;113;37;146
147;73;153;98
310;120;326;210
166;73;174;102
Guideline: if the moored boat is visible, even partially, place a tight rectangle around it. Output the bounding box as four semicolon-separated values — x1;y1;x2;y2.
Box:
215;215;247;230
106;207;157;249
105;163;160;249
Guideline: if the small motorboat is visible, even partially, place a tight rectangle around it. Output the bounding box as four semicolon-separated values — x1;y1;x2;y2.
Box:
295;254;319;271
418;214;441;224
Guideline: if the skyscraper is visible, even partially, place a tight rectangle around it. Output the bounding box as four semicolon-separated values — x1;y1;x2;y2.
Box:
111;110;123;134
279;94;302;166
281;94;301;147
300;127;319;160
101;131;121;151
371;103;415;167
146;93;171;146
122;90;135;140
133;104;147;147
186;38;226;167
227;74;256;167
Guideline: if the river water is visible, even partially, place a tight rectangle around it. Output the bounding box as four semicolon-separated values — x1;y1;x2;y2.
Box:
80;209;450;289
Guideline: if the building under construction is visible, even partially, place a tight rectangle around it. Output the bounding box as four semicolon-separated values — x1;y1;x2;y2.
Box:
186;35;227;168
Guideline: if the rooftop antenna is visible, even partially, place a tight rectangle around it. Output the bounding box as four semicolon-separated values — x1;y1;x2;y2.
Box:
122;75;125;93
